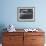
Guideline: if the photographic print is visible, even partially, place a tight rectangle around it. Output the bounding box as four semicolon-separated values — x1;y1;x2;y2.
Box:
17;7;35;22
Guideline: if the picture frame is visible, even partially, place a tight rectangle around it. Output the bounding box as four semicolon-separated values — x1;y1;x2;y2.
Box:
17;7;35;22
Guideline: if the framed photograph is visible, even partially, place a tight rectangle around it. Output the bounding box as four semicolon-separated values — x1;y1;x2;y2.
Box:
17;7;35;22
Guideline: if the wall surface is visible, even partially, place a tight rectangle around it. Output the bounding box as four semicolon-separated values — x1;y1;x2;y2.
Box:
0;0;46;29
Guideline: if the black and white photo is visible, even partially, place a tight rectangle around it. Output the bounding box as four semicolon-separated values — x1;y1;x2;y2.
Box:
17;7;35;22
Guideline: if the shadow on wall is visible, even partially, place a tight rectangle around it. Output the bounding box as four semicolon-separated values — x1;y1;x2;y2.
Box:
0;24;7;43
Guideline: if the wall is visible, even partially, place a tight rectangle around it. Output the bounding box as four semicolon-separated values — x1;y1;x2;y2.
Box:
0;0;46;29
